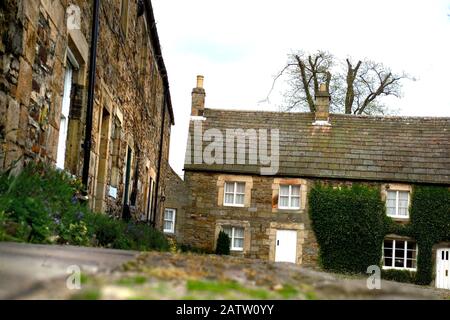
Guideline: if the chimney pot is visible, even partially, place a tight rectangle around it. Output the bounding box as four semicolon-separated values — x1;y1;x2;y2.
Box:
191;75;206;116
196;75;204;89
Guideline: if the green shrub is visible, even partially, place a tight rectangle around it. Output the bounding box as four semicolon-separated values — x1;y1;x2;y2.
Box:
309;183;386;274
0;162;169;252
382;269;416;284
215;231;231;255
0;211;8;241
0;162;88;243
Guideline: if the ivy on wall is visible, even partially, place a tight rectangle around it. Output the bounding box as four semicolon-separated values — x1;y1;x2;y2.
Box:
308;184;386;273
309;183;450;285
387;185;450;284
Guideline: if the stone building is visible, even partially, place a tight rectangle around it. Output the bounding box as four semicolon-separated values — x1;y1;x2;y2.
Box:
0;0;174;228
162;166;189;241
177;77;450;288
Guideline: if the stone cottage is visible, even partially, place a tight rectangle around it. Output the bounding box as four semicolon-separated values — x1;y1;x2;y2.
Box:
0;0;174;229
176;76;450;289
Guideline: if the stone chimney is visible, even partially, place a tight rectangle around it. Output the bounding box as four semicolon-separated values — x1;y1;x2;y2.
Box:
191;75;205;116
313;83;331;125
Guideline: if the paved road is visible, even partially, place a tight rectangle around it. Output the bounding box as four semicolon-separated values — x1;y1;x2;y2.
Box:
0;242;138;299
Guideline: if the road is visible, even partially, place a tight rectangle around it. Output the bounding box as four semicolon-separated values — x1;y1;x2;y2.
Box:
0;242;138;299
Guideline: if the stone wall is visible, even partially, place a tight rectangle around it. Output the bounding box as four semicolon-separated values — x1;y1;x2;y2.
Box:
164;166;190;242
182;171;416;267
0;0;173;227
182;171;319;267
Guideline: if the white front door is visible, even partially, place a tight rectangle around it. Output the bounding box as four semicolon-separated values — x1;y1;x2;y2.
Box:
436;248;450;290
275;230;297;263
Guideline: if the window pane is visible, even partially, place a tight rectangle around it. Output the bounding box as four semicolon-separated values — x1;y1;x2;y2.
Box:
235;194;244;205
386;202;396;214
398;207;408;216
399;191;409;201
398;192;409;216
384;240;393;249
387;191;397;201
291;196;300;208
236;182;245;194
164;210;173;220
384;257;392;267
222;226;232;238
224;193;234;204
386;191;397;215
407;259;417;269
406;250;414;259
407;241;416;250
384;247;393;258
279;196;289;207
280;185;290;196
164;221;172;231
291;185;301;196
406;259;413;268
234;238;244;249
395;247;405;259
225;182;234;193
394;257;405;268
234;227;244;238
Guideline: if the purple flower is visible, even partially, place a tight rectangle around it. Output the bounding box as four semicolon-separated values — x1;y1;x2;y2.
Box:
76;211;84;221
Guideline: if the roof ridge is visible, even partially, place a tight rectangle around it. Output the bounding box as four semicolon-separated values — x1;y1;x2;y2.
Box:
203;107;450;120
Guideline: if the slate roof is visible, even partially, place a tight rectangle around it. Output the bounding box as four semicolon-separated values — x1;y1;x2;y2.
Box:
184;108;450;185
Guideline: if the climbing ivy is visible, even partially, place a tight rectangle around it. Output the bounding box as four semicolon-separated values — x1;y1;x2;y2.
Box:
388;185;450;284
309;183;386;274
309;183;450;285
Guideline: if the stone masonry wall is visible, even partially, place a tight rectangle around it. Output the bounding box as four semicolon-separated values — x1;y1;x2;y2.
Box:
164;166;190;242
182;171;408;267
183;171;319;267
0;0;172;226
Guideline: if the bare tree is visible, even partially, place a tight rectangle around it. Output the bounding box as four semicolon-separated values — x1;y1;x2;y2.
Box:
271;51;410;115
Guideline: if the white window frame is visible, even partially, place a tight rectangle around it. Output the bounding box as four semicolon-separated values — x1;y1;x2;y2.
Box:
56;62;73;169
278;184;301;210
163;208;176;234
223;182;245;207
382;239;417;271
386;190;410;218
223;226;244;251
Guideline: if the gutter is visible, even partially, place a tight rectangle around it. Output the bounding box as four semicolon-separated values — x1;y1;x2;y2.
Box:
143;0;173;227
143;0;174;125
81;0;100;188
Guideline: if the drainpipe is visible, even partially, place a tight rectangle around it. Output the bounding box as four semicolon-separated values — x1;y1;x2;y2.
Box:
151;92;167;227
81;0;100;189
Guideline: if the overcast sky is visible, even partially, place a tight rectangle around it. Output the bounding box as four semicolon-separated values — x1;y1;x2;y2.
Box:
151;0;450;177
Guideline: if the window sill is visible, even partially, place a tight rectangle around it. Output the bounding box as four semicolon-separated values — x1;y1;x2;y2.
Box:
230;248;244;252
223;203;245;208
382;266;417;272
387;214;409;219
278;207;301;211
163;230;175;234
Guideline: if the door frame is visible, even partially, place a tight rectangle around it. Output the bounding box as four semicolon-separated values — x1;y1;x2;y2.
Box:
268;222;304;265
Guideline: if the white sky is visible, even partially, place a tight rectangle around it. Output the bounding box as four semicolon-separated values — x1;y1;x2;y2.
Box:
151;0;450;177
